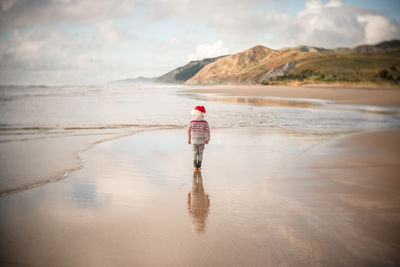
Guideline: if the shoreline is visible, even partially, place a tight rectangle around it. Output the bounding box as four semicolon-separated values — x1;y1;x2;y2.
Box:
2;82;399;199
2;83;399;198
0;127;399;266
0;126;181;198
184;85;400;107
0;132;125;198
2;123;394;199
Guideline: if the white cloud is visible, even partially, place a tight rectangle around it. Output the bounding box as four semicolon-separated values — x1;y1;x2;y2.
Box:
188;40;230;61
94;20;123;44
357;15;400;44
279;0;400;47
305;0;324;11
292;0;366;47
163;37;188;49
326;0;342;8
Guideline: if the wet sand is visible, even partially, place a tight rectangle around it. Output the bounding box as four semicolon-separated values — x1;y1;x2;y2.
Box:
185;85;400;107
1;128;399;266
268;130;400;265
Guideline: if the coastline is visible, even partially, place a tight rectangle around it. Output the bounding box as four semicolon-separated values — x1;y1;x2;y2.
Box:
184;85;400;107
2;84;398;198
0;132;125;198
0;128;399;266
1;84;400;265
0;126;179;198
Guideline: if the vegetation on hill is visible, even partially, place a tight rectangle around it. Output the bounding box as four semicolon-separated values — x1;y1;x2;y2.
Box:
264;48;400;85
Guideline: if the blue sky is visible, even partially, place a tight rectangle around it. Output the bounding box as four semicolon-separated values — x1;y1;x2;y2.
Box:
0;0;399;85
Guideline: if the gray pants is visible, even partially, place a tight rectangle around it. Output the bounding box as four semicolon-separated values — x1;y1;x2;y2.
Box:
192;144;205;167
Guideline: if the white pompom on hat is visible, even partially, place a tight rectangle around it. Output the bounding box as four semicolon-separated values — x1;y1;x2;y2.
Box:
191;106;207;117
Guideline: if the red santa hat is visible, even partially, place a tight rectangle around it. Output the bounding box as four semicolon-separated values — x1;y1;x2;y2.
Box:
191;106;207;117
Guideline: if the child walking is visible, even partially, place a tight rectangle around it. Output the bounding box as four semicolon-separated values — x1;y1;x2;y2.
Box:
187;106;210;171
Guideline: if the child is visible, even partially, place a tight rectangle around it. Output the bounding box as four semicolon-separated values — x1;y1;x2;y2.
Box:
187;106;210;171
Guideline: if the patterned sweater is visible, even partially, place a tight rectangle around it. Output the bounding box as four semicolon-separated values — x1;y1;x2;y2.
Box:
187;119;210;144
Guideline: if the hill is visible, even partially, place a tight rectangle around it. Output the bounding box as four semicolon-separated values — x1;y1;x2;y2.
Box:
109;76;158;84
155;56;226;84
186;46;279;84
185;40;400;86
352;40;400;53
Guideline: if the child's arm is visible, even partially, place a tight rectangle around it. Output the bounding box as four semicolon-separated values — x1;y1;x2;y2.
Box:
187;122;192;144
205;122;210;144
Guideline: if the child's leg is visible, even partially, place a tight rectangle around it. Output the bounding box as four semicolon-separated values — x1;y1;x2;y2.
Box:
192;144;199;167
197;144;205;167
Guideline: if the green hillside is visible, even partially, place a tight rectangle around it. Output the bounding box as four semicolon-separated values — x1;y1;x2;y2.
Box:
265;48;400;85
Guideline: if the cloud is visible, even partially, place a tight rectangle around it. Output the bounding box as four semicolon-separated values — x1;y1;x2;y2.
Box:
0;27;103;85
94;20;123;44
188;40;230;61
163;37;188;49
296;0;400;47
0;29;86;69
326;0;342;8
147;0;267;19
147;0;400;48
357;15;400;44
0;0;138;33
0;0;18;11
0;0;136;52
147;0;277;39
291;0;365;47
1;0;400;84
0;0;140;84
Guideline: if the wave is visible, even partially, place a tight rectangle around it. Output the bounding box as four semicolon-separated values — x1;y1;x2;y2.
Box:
0;124;184;131
0;124;185;144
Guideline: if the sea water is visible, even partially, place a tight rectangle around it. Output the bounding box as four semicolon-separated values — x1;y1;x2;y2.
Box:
0;84;399;195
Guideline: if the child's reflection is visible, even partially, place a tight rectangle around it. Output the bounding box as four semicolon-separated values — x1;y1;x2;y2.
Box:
187;171;210;234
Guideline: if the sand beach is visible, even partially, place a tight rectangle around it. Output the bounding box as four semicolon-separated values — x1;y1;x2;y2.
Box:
0;84;400;266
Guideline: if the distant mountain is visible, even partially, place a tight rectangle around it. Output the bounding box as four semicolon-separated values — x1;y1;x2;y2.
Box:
282;45;331;53
109;76;158;84
352;40;400;53
185;40;400;85
155;56;227;84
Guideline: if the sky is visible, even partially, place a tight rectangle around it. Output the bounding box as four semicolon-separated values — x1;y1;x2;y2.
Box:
0;0;399;85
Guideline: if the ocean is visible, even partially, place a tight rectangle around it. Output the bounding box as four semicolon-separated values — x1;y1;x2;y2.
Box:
1;83;399;196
